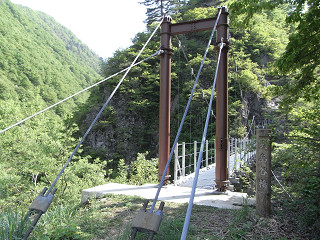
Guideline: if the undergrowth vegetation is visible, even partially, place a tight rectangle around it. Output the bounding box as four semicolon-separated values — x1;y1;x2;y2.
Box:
0;153;158;240
107;152;158;185
18;194;307;239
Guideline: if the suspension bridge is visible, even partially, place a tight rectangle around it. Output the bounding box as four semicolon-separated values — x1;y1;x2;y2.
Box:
1;6;265;240
81;137;256;207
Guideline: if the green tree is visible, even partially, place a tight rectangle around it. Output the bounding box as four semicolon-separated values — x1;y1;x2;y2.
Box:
0;0;105;209
140;0;186;25
230;0;320;235
230;0;320;103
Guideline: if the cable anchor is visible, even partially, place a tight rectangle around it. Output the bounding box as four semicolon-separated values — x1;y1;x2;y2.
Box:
23;187;57;239
217;42;226;48
29;187;57;212
158;49;165;55
131;200;165;240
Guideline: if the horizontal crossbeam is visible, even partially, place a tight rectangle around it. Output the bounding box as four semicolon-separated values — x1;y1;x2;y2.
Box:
170;17;217;35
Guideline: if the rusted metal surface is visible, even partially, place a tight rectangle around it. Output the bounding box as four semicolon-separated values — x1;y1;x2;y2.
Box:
215;6;230;192
170;17;217;35
158;16;172;182
158;8;230;188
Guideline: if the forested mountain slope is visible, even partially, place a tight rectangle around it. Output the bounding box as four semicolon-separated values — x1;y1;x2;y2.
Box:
0;0;101;109
0;0;105;207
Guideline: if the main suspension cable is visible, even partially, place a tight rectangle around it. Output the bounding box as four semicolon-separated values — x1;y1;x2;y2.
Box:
149;8;222;213
0;51;161;135
181;41;224;240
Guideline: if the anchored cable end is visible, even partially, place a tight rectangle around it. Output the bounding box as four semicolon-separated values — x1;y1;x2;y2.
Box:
217;42;226;48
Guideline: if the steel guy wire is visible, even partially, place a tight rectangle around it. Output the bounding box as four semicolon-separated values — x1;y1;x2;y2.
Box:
149;7;222;213
45;17;164;197
175;35;216;118
245;115;255;139
22;17;164;240
181;41;224;240
0;50;162;135
271;170;293;201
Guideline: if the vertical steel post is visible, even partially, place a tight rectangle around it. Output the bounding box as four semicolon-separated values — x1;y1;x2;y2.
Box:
158;16;172;182
182;142;186;176
174;144;178;186
215;6;230;191
235;138;238;169
194;141;197;172
205;140;209;168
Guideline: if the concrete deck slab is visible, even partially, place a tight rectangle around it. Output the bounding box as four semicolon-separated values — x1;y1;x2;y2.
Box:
177;164;216;189
82;183;255;209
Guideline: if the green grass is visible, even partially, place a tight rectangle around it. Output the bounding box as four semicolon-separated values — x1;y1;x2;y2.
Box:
0;208;29;240
1;194;307;240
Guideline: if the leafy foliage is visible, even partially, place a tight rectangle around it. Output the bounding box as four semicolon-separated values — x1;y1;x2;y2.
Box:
230;0;320;236
80;0;291;166
109;152;158;185
1;0;318;238
230;0;320;104
140;0;186;25
271;99;320;236
0;208;29;240
129;152;158;184
0;0;106;210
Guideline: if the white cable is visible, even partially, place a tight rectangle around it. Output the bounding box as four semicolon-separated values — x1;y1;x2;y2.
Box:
0;50;161;135
245;115;255;139
271;170;293;201
45;17;165;196
181;41;224;240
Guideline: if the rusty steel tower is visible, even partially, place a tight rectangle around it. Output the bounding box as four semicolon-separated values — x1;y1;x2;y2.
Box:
158;6;230;190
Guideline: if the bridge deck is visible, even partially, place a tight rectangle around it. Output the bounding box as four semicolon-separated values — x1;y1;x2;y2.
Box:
176;163;216;189
82;164;255;209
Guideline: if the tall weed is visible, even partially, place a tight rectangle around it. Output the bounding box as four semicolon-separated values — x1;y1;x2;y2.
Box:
0;208;29;240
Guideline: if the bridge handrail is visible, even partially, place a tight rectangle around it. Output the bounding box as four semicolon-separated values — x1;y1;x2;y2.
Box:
174;138;256;185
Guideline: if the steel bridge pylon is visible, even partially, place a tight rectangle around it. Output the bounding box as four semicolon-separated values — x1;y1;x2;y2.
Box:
158;6;230;191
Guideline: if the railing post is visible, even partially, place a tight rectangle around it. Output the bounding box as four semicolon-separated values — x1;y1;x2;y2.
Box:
206;140;209;168
244;139;247;163
211;140;214;164
246;139;249;162
214;139;216;163
230;138;234;155
238;138;242;165
249;139;252;159
194;141;197;172
234;138;238;170
228;138;231;176
174;143;178;186
182;142;186;177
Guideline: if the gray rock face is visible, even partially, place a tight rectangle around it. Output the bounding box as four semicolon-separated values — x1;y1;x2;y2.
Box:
82;93;159;163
